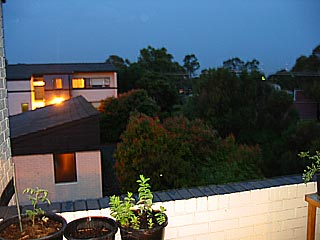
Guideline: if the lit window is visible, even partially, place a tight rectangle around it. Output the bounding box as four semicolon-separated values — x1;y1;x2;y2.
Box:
54;78;63;89
72;78;85;88
34;86;44;100
33;81;45;87
21;103;29;112
54;153;77;183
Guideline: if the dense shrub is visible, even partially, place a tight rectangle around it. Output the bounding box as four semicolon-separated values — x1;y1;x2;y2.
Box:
98;89;160;143
114;114;263;193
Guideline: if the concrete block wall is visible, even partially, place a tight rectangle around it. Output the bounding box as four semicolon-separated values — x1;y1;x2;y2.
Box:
58;178;319;240
0;1;13;203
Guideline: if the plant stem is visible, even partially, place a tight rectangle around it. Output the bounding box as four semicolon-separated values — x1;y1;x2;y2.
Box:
12;163;23;232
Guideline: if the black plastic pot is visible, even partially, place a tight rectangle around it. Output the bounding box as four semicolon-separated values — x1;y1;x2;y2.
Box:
64;216;118;240
0;213;67;240
119;215;168;240
317;173;320;195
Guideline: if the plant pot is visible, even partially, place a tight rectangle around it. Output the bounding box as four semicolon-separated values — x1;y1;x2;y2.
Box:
64;216;118;240
317;173;320;196
118;214;168;240
0;212;67;240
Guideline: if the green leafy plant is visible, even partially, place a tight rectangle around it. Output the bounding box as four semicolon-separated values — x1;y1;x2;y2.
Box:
109;175;166;230
23;187;51;226
300;151;320;183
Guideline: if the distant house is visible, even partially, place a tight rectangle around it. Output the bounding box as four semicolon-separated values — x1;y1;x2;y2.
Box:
9;96;103;204
293;89;318;120
6;63;117;116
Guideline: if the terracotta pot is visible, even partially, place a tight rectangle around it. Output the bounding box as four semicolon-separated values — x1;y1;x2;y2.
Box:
64;216;118;240
0;213;67;240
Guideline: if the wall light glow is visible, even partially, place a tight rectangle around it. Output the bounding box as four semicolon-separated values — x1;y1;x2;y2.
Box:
33;101;45;109
50;97;65;105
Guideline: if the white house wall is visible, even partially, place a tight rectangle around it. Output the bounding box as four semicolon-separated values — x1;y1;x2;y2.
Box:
7;71;118;115
72;89;117;107
7;80;31;115
13;150;102;204
72;72;117;88
71;72;117;107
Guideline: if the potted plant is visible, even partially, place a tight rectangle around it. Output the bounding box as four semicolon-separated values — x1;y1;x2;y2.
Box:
0;187;67;240
63;216;118;240
109;175;168;240
301;151;320;195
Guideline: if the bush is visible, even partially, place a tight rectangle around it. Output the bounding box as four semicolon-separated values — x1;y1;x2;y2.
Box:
99;89;160;143
114;114;264;193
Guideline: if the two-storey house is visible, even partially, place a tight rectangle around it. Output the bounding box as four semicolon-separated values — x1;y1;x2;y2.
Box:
6;63;117;116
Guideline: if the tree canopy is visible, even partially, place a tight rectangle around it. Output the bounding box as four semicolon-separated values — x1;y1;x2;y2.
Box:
98;89;159;143
100;44;320;193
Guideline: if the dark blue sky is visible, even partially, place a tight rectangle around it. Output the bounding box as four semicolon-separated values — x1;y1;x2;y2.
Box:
3;0;320;75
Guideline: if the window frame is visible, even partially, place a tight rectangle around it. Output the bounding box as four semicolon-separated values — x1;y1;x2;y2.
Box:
34;86;45;100
53;78;63;89
21;103;29;112
72;78;85;89
89;77;111;88
53;152;77;184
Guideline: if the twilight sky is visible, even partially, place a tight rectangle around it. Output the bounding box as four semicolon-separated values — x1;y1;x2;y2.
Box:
3;0;320;75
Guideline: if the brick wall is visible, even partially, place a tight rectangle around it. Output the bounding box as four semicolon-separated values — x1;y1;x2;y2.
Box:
59;181;318;240
0;1;13;204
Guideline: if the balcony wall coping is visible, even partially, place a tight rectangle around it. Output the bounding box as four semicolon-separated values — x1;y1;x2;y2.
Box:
0;174;305;220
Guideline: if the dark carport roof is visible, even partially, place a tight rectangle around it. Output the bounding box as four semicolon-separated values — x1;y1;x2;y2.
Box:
9;95;100;139
6;62;116;79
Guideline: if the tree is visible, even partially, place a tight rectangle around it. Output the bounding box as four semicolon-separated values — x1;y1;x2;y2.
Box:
138;46;183;74
136;72;180;115
223;57;245;73
98;89;160;143
292;44;320;120
114;114;263;193
114;114;220;192
105;55;130;70
244;59;260;72
183;54;200;78
105;55;132;93
186;67;241;137
109;46;186;110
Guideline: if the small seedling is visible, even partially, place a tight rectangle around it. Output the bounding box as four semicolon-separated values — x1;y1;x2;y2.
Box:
23;187;51;226
300;151;320;183
110;175;166;230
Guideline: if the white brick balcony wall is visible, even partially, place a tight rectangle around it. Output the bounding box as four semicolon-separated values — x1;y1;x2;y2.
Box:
59;181;318;240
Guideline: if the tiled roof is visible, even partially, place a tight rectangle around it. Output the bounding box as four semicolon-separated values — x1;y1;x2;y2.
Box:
6;62;116;79
9;96;100;139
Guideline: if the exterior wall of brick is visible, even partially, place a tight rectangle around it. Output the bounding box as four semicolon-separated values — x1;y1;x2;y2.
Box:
0;1;13;203
13;150;102;204
60;182;318;240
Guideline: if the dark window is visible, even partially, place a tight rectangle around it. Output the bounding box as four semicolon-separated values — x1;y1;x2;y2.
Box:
34;86;44;100
54;153;77;183
90;78;110;88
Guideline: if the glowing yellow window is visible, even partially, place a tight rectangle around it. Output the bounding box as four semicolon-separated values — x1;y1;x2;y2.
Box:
72;78;85;88
54;78;63;89
21;103;29;112
54;153;77;183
